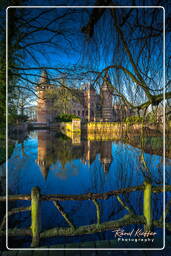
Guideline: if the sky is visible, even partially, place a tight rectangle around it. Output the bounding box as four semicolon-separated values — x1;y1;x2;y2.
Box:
6;2;167;107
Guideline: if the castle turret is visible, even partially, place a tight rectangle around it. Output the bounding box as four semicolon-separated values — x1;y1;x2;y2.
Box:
100;141;112;173
36;130;52;180
39;69;49;85
100;73;113;121
36;70;54;123
87;83;96;122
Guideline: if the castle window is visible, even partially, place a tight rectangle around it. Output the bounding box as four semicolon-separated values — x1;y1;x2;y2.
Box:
82;110;84;117
78;110;80;116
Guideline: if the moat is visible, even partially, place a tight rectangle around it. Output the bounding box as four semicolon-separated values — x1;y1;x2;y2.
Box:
4;130;170;248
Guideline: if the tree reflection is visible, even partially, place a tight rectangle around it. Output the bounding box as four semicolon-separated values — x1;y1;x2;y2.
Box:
36;130;114;179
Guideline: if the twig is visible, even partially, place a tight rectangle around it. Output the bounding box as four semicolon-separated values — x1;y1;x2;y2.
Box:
53;201;76;229
92;199;101;225
116;196;134;215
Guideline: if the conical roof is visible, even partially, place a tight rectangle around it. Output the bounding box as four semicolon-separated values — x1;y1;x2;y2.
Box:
101;71;112;91
39;69;49;84
89;83;96;91
102;162;111;173
82;83;96;91
40;165;49;180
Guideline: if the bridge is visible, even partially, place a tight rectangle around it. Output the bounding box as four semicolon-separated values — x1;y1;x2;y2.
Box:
28;122;49;129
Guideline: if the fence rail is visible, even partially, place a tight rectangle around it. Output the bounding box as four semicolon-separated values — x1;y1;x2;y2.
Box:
0;184;170;248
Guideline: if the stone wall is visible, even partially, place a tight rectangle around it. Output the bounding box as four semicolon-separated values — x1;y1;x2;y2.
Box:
87;122;126;140
87;121;164;141
50;119;81;134
88;122;127;132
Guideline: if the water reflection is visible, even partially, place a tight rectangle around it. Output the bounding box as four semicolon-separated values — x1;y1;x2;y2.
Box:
36;130;113;179
36;131;53;179
6;129;170;248
8;129;168;194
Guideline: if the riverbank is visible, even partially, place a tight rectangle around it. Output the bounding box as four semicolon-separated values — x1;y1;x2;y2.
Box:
4;121;171;165
51;120;170;136
50;120;170;158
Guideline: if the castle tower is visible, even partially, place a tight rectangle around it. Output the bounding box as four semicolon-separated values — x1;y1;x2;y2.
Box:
100;141;112;173
86;83;96;122
82;140;99;166
36;130;52;179
36;70;54;123
100;73;113;121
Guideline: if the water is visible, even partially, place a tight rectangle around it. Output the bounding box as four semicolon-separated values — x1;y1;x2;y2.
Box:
6;130;170;248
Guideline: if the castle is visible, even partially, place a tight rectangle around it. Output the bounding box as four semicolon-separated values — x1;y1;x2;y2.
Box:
36;70;133;123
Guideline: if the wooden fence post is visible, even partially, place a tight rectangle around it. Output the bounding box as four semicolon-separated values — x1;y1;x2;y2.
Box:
143;180;152;231
31;187;40;248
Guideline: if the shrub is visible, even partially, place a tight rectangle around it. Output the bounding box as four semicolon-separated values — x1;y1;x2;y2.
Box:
125;115;144;124
146;112;157;123
16;114;28;122
55;114;80;122
8;113;28;124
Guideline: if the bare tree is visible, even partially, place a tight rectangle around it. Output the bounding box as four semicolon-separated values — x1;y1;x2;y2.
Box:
1;1;170;127
80;3;171;114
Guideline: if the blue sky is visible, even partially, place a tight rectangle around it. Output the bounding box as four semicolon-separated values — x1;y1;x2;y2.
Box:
7;3;165;107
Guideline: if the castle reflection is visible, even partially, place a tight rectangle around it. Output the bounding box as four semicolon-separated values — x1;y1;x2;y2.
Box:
36;130;113;179
36;131;53;179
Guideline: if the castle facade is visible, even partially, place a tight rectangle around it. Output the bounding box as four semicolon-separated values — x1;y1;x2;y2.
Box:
36;70;133;123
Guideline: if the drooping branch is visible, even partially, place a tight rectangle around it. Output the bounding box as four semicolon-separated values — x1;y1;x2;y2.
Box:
111;9;153;101
81;2;111;38
81;7;168;108
137;91;171;110
96;66;169;109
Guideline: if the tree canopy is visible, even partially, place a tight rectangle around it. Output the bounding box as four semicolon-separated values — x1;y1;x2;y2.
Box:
0;0;171;129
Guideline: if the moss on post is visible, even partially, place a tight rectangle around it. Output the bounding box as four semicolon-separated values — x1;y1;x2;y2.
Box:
92;199;101;225
31;186;40;248
143;180;152;231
